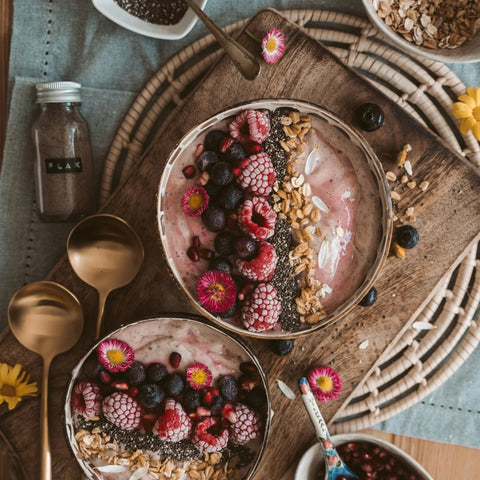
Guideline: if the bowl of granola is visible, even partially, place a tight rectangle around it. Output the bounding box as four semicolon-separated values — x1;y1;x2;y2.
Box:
362;0;480;63
157;99;393;339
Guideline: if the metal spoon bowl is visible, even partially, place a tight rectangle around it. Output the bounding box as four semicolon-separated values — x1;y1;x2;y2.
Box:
8;281;84;480
67;214;144;339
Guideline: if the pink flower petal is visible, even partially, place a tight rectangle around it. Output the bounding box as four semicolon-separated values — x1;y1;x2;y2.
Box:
261;28;286;64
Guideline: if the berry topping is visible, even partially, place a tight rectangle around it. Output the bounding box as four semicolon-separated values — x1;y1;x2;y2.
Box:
187;246;200;262
192;235;201;249
238;197;277;241
196;270;237;313
215;184;244;211
97;339;135;373
214;231;234;256
217;375;238;402
229;109;270;144
197;150;220;172
186;362;213;390
138;383;165;409
224;142;247;163
208;257;233;275
198;248;215;260
72;381;102;419
221;403;237;423
202;206;226;232
169;352;182;369
395;224;419;249
182;186;209;217
182;165;196;179
246;386;268;410
102;392;141;430
237;152;276;196
183;387;201;412
153;398;192;442
355;103;385;132
125;361;146;386
81;356;103;379
201;386;220;405
111;380;129;391
192;416;229;453
163;373;186;397
241;283;281;333
359;286;378;307
232;236;258;260
235;241;278;282
210;161;234;186
219;137;234;154
271;339;295;356
229;404;262;445
204;130;227;152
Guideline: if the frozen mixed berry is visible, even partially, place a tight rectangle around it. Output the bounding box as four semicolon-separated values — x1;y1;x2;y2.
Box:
210;161;234;186
237;152;276;196
232;236;258;260
182;186;209;217
125;361;146;386
204;129;227;152
146;362;168;383
186;362;213;390
235;241;278;282
192;416;229;453
138;383;165;409
81;356;103;379
202;206;226;232
183;387;201;412
241;283;281;332
215;184;244;211
246;386;268;410
359;286;377;307
209;257;233;275
163;373;185;397
229;109;270;144
169;352;182;369
395;224;419;249
225;142;247;163
355;103;385;132
229;403;262;445
196;270;237;313
72;381;103;419
97;339;135;373
197;150;221;172
102;392;141;430
271;339;295;356
153;398;192;442
217;375;238;402
238;197;276;241
214;231;234;256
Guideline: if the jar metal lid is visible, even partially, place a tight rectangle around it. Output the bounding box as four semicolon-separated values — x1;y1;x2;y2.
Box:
35;81;82;103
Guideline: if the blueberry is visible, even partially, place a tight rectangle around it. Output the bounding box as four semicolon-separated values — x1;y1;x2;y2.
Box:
146;362;168;383
271;339;295;356
214;231;234;256
210;394;224;416
215;184;244;211
204;130;227;152
232;236;258;260
218;375;238;401
197;151;220;172
125;361;146;386
182;387;201;412
81;355;103;379
204;181;222;198
163;373;185;396
246;386;267;410
202;206;226;232
225;142;247;163
395;225;419;249
359;286;377;307
210;161;233;186
217;300;237;318
138;384;165;409
209;257;233;275
355;103;385;132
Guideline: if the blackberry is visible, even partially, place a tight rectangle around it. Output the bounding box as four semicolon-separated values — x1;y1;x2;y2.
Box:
271;339;295;356
210;162;233;186
232;236;258;260
355;103;385;132
204;181;222;198
163;373;185;396
210;394;224;416
214;231;234;256
359;286;378;307
225;142;247;163
197;150;220;172
81;355;103;379
209;257;233;275
215;184;244;211
125;361;146;386
204;129;227;152
202;206;226;232
138;384;165;409
182;387;201;412
246;386;267;410
395;225;419;249
218;375;238;401
146;362;168;383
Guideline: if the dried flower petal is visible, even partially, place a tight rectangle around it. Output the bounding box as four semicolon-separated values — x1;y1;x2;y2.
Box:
305;144;320;175
95;465;127;472
358;340;369;350
129;466;149;480
312;196;330;215
275;379;295;399
318;236;329;269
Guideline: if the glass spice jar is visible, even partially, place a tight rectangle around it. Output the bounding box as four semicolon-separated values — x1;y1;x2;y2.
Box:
31;81;96;221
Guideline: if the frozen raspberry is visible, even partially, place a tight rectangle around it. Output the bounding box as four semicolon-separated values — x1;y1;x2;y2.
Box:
229;110;270;144
241;283;281;332
153;398;192;442
71;381;102;419
229;404;262;445
192;416;229;453
237;152;276;196
238;197;276;241
102;392;141;430
236;241;278;281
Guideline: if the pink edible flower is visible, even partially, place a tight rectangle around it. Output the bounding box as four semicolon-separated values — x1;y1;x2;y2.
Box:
97;339;135;373
186;362;213;390
261;28;285;64
307;366;342;403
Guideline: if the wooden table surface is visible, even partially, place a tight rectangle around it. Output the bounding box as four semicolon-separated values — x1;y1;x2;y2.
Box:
1;3;479;479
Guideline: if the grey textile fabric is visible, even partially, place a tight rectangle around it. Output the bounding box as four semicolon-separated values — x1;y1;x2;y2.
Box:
1;0;480;449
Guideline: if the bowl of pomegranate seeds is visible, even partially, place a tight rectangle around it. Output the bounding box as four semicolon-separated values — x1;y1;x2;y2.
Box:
157;99;393;338
295;433;434;480
65;314;271;480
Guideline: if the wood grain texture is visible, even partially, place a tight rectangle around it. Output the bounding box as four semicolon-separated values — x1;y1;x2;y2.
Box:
0;8;479;480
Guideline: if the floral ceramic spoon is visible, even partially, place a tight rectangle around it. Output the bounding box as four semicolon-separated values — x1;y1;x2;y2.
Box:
298;377;359;480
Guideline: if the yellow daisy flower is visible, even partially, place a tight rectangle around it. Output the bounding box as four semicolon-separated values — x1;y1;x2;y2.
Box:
0;363;38;410
452;87;480;141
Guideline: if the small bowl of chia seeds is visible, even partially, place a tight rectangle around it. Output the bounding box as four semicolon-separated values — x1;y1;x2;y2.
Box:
91;0;208;40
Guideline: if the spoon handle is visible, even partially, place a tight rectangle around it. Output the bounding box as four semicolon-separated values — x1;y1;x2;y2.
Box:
40;358;52;480
95;291;108;339
184;0;260;80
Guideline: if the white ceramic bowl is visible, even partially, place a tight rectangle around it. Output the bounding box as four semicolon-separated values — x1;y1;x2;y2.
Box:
295;433;434;480
91;0;208;40
362;0;480;63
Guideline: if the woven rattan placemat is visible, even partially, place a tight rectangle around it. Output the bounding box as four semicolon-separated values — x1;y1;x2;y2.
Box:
98;10;480;433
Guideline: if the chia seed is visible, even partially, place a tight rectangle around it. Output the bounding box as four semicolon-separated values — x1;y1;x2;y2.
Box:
113;0;188;25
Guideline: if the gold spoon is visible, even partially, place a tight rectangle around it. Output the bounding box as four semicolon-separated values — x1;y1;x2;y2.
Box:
8;281;84;480
67;214;144;339
184;0;260;80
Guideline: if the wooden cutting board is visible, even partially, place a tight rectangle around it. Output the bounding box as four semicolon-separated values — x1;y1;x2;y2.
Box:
1;8;479;480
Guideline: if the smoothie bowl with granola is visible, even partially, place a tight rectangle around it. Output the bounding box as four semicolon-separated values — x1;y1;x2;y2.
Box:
65;315;270;480
157;99;393;338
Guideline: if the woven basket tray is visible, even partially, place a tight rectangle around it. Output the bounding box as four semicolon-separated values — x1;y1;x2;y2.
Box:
99;10;480;433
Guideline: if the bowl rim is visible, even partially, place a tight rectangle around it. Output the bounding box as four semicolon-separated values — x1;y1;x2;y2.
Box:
91;0;208;40
63;313;272;480
157;98;393;339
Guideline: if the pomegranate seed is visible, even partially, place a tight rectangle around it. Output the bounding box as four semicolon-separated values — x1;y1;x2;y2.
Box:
248;142;262;154
194;143;205;158
98;371;112;384
221;403;237;423
238;283;255;301
196;406;211;417
232;167;241;176
198;248;214;260
187;247;199;262
182;164;196;178
192;235;201;249
236;158;249;169
362;451;372;461
169;351;182;368
361;463;373;473
128;386;138;397
220;137;234;153
111;381;129;391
